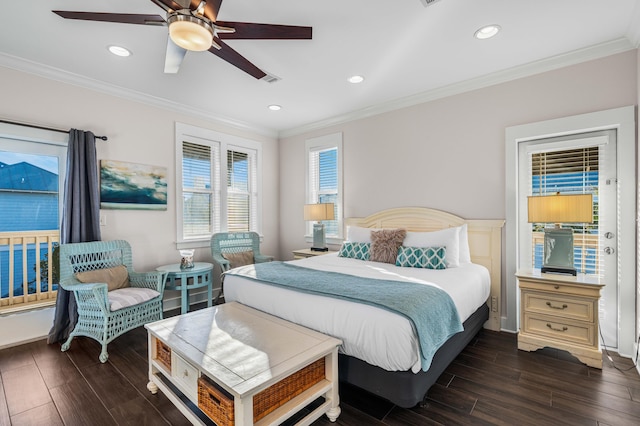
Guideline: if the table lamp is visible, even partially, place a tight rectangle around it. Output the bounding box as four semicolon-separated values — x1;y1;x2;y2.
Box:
304;203;335;251
527;193;593;276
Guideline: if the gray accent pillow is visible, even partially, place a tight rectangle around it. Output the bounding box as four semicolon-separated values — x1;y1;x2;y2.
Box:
370;229;406;264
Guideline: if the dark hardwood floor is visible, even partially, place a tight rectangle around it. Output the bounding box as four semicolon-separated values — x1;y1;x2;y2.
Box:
1;307;639;425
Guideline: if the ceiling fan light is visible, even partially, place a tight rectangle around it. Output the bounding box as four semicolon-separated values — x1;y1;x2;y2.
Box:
168;14;213;51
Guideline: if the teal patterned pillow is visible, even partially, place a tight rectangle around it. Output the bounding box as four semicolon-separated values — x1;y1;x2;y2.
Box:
395;246;447;269
338;242;370;261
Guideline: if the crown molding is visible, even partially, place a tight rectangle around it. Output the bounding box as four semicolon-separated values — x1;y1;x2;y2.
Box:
0;52;277;139
279;37;635;139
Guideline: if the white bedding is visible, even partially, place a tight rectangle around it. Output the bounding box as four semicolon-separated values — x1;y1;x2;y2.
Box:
224;253;490;373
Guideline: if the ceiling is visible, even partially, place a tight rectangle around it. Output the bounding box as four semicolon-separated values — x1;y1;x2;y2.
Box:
1;0;639;137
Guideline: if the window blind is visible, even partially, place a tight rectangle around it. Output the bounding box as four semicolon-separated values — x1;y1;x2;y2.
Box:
308;147;338;237
227;149;257;232
182;141;218;238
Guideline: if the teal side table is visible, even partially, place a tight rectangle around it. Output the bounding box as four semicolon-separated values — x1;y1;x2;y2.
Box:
156;262;214;314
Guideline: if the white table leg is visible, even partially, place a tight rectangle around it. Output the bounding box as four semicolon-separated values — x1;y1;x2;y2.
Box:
325;348;341;421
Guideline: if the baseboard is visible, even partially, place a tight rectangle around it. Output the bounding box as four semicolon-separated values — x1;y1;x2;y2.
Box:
0;307;54;350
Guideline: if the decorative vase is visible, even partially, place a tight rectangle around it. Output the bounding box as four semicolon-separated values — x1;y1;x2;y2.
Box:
179;249;194;269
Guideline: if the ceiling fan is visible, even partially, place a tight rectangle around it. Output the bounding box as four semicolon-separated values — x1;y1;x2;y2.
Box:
52;0;312;80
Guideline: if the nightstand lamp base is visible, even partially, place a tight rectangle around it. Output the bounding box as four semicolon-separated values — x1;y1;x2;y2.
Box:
541;266;577;276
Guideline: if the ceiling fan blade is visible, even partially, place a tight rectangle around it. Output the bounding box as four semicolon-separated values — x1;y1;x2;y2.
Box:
148;0;185;13
209;39;266;79
200;0;224;22
53;11;166;25
164;37;188;73
217;22;312;39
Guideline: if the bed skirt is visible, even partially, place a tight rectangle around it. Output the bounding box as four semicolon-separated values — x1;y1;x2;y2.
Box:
338;302;489;408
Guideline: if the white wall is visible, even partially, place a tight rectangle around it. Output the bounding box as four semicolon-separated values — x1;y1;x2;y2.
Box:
279;50;638;333
0;65;280;347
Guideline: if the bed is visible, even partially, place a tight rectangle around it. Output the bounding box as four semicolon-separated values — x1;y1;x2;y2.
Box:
223;207;504;408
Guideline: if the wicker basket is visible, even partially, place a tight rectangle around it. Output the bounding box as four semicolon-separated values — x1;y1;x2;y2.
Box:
198;376;235;426
253;357;325;422
198;357;326;425
155;339;172;371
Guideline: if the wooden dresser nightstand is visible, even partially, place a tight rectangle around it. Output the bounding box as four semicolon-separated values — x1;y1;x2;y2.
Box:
516;269;604;369
292;248;337;260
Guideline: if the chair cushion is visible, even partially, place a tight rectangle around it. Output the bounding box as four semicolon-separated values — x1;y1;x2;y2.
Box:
107;287;160;311
75;265;129;291
222;250;255;269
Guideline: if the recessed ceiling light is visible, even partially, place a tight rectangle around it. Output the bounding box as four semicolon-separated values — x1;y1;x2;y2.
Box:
348;75;365;84
108;45;131;57
474;24;501;40
268;104;281;111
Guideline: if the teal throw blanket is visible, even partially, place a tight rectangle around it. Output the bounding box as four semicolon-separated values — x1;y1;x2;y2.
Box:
227;261;463;371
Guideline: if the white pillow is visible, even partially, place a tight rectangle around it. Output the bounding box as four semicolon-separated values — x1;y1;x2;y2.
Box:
403;226;461;268
458;224;472;264
346;225;375;243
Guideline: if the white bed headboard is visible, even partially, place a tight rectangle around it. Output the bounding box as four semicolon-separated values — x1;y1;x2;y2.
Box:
345;207;504;331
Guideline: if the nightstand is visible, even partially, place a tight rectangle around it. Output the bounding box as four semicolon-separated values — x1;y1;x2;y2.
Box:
292;248;337;260
516;269;604;368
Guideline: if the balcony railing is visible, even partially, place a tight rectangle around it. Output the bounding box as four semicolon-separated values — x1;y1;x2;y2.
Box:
0;230;59;314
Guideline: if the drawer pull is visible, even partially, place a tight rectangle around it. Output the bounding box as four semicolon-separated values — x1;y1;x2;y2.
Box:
553;285;560;290
183;370;189;378
546;323;568;332
546;302;568;310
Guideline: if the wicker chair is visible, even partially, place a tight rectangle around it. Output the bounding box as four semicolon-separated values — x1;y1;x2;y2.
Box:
210;232;273;301
59;240;165;363
211;232;273;272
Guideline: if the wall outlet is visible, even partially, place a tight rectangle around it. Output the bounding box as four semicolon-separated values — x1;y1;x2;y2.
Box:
99;212;107;226
491;296;498;312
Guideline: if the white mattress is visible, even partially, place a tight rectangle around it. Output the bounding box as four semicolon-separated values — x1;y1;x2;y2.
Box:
224;253;490;373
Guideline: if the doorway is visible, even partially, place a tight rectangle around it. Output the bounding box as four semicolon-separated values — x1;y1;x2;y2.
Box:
517;131;618;348
504;106;635;357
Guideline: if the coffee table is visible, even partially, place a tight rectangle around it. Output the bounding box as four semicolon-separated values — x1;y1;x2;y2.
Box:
145;302;342;425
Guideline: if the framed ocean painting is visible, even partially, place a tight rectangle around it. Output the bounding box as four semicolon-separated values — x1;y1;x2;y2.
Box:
100;160;167;210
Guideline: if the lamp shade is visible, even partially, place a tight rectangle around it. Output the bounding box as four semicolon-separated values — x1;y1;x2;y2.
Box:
528;194;593;224
304;203;335;221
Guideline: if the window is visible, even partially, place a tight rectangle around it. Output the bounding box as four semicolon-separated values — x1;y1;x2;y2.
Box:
306;133;343;241
0;124;67;312
226;149;258;232
176;123;261;248
181;141;219;239
528;146;599;274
